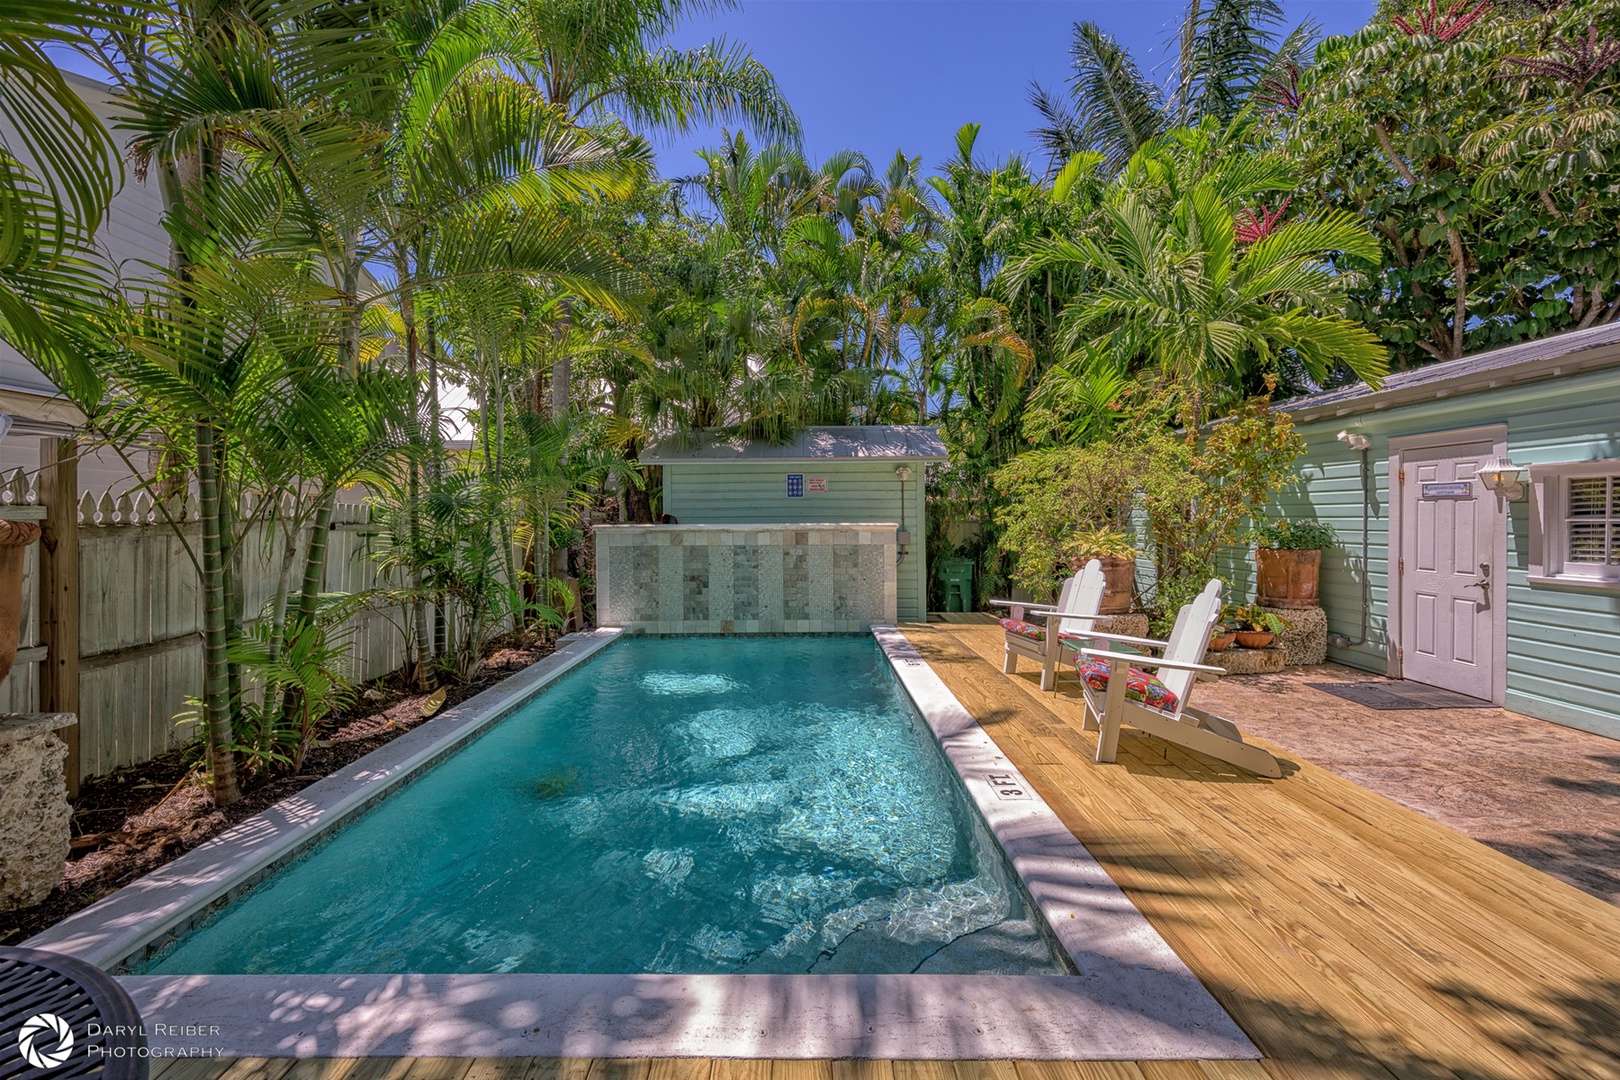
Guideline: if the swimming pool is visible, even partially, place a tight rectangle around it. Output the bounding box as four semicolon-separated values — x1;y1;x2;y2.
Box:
141;636;1068;976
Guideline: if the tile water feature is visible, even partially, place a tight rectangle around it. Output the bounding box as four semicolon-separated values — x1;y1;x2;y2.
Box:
595;524;897;633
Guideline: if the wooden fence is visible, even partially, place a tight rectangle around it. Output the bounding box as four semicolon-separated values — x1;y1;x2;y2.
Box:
0;446;433;785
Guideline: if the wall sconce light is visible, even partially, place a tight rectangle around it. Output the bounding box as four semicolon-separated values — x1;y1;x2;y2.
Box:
1336;430;1371;451
893;466;913;482
1475;457;1525;501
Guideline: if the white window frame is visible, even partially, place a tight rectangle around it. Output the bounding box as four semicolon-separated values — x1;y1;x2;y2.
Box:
1528;460;1620;588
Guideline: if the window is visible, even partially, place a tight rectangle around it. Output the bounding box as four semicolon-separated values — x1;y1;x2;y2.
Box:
1529;462;1620;586
1566;475;1620;566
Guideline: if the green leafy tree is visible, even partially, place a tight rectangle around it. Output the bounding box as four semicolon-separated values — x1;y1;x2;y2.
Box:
1287;0;1620;364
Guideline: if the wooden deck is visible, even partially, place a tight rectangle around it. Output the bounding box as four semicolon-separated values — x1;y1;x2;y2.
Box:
149;621;1620;1080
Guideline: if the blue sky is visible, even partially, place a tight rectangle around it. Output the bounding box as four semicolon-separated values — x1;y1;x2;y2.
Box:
48;0;1379;179
655;0;1378;178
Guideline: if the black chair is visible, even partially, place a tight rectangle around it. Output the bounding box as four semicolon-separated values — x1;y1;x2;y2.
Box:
0;946;147;1080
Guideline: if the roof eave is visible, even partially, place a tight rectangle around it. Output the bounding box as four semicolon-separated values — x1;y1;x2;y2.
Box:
1283;342;1620;423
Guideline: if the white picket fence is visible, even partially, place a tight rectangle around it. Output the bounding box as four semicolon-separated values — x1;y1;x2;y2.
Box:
0;470;455;782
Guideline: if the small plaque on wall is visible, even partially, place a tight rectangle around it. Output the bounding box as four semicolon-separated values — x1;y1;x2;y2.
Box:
807;477;827;493
786;473;804;498
1422;481;1473;498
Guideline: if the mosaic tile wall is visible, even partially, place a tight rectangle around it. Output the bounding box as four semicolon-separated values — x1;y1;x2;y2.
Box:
595;525;898;633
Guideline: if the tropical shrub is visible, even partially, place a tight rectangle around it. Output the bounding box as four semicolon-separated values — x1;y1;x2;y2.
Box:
1137;398;1305;629
1249;518;1337;550
993;445;1143;600
1225;602;1292;635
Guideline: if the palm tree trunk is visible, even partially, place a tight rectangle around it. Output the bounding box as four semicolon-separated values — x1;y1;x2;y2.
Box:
196;419;241;805
396;252;433;681
424;316;447;655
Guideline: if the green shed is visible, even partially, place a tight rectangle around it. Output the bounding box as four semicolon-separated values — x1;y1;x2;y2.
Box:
1261;323;1620;740
642;426;946;622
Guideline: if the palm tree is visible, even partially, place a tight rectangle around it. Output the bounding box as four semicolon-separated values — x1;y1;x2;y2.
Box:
493;0;800;410
0;2;125;395
500;0;799;147
1030;0;1317;175
1011;160;1388;424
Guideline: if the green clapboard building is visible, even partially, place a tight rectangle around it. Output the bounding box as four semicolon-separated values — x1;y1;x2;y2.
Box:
1261;322;1620;740
642;426;947;622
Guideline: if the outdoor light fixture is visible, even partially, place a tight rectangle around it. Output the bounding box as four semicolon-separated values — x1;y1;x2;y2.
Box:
1336;429;1371;451
1475;457;1525;501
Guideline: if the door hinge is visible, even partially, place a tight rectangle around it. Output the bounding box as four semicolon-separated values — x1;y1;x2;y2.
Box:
1398;467;1405;484
1398;556;1404;574
1397;645;1404;663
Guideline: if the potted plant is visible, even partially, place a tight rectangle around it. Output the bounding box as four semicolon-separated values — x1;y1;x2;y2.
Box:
1208;621;1238;652
1226;602;1290;649
1248;518;1336;609
1065;528;1137;614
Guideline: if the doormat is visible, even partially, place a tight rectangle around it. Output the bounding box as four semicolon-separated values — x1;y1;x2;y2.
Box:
1306;681;1495;710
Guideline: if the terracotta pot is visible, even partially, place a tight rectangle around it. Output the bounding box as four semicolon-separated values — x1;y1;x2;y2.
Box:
1208;631;1237;652
1256;547;1322;609
0;519;42;685
1091;555;1134;614
1234;630;1274;649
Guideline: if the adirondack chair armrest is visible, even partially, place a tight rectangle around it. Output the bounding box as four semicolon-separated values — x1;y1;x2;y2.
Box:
1072;632;1169;650
987;598;1057;612
1078;648;1227;677
1028;609;1101;623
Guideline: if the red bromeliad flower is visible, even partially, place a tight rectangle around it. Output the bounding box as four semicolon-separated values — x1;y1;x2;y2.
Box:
1392;0;1492;43
1235;198;1291;244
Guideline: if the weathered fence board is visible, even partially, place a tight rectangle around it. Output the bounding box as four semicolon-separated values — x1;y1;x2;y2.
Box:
0;489;477;783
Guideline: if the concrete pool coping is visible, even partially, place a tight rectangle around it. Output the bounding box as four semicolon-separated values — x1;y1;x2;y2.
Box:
25;627;1258;1062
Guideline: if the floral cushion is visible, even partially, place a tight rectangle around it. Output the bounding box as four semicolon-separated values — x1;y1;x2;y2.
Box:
1075;657;1181;712
1000;618;1046;641
1003;618;1094;644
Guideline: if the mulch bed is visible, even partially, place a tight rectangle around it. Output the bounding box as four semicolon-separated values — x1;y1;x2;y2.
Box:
0;635;556;947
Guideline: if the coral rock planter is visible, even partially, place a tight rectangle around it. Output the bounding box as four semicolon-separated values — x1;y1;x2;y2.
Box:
0;712;77;911
1256;547;1322;610
1206;646;1286;674
1268;604;1328;666
0;520;40;684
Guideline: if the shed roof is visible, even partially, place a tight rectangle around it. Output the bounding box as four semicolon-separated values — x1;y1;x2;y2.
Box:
641;425;947;464
1278;323;1620;421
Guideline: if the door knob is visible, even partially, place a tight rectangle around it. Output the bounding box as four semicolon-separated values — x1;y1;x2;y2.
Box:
1465;562;1491;607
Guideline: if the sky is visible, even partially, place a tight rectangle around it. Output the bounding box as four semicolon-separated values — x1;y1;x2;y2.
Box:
653;0;1380;180
48;1;1379;179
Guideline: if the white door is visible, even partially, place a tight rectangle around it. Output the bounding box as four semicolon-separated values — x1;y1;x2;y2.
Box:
1398;437;1503;699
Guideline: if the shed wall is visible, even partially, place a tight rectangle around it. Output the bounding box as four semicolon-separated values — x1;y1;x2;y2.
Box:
663;461;927;621
1272;366;1620;740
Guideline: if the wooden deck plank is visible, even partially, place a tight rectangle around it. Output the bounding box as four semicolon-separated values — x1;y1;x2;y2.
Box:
710;1062;772;1080
647;1059;714;1080
216;1060;296;1080
919;623;1620;1080
461;1061;540;1080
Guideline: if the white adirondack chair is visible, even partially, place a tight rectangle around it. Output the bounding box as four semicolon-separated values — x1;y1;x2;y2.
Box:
989;559;1106;692
1073;579;1281;778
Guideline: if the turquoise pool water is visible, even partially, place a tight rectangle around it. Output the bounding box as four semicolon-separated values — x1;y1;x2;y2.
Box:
143;636;1067;975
